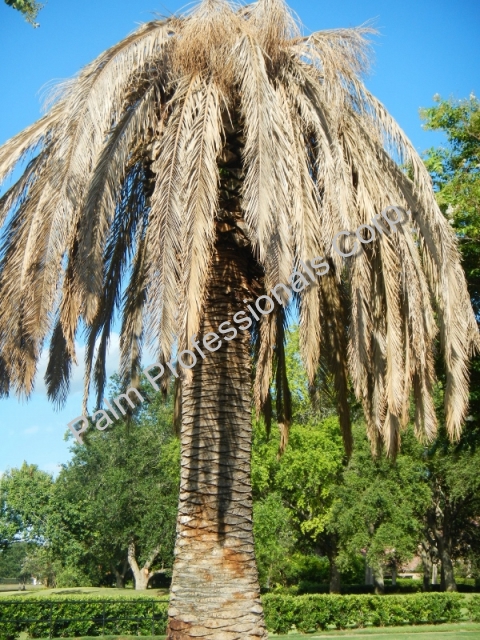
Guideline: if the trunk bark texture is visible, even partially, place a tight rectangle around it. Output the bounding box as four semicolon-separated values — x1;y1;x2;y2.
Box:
167;240;267;639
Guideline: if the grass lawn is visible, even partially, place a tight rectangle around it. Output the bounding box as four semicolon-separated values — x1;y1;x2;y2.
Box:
275;621;480;638
0;586;169;598
34;623;480;640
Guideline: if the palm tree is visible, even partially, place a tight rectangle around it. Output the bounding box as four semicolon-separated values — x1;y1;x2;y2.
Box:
0;0;477;636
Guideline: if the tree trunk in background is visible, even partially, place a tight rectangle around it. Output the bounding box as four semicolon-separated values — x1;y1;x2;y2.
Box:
428;488;457;592
112;557;129;588
391;563;397;587
365;564;373;586
440;546;457;592
373;565;385;595
325;541;341;594
128;541;160;590
420;543;432;591
114;573;125;589
329;559;341;594
166;239;267;639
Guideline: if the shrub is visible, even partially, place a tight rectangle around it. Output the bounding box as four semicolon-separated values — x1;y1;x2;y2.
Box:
262;592;465;634
0;597;169;640
272;580;425;596
469;595;480;622
0;592;470;639
55;568;93;589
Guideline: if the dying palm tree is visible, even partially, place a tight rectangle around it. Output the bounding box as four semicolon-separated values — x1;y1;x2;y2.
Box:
0;0;478;636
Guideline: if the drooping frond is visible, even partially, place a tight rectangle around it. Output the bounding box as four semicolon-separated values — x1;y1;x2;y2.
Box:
120;216;149;390
318;270;353;456
78;81;163;318
77;162;147;411
234;32;293;289
145;77;194;362
0;0;476;457
177;78;223;346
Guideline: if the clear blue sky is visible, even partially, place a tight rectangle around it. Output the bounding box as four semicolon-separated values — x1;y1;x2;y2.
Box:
0;0;479;476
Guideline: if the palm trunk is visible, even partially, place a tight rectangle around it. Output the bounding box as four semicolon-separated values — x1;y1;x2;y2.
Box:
167;239;267;639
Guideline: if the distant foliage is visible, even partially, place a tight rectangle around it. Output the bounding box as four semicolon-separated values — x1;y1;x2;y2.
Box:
421;94;480;315
4;0;42;26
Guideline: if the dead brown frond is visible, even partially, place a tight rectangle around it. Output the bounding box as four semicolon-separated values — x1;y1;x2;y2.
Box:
0;0;476;458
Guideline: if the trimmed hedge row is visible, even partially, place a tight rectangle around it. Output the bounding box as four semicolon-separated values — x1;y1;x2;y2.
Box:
470;595;480;622
284;579;480;596
261;593;466;634
0;598;168;640
0;592;476;639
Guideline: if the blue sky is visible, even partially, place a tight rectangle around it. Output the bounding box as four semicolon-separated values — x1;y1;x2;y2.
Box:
0;0;479;476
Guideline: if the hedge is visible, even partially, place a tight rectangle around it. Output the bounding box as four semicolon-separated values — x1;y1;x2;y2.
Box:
262;592;465;634
0;592;475;639
294;580;426;595
469;595;480;622
0;598;168;640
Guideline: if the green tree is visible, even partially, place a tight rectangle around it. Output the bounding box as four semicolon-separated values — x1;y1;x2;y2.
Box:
0;464;54;586
0;463;53;545
49;379;179;589
421;426;480;592
332;424;431;594
0;2;477;636
252;327;346;593
420;95;480;591
0;542;31;580
421;94;480;315
252;492;296;589
4;0;42;26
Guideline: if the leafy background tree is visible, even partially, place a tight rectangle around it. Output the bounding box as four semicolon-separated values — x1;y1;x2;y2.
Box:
0;378;179;589
332;424;431;594
4;0;42;26
420;95;480;592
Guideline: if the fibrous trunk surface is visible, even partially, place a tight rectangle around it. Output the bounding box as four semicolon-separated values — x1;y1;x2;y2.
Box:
167;235;267;640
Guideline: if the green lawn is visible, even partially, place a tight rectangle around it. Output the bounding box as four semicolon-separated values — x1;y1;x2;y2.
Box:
0;586;169;598
276;623;480;638
35;624;480;640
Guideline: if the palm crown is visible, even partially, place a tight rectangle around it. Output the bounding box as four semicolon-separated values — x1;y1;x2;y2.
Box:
0;0;477;456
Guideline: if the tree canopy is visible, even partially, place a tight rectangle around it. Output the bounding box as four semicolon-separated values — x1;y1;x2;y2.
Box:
4;0;41;26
